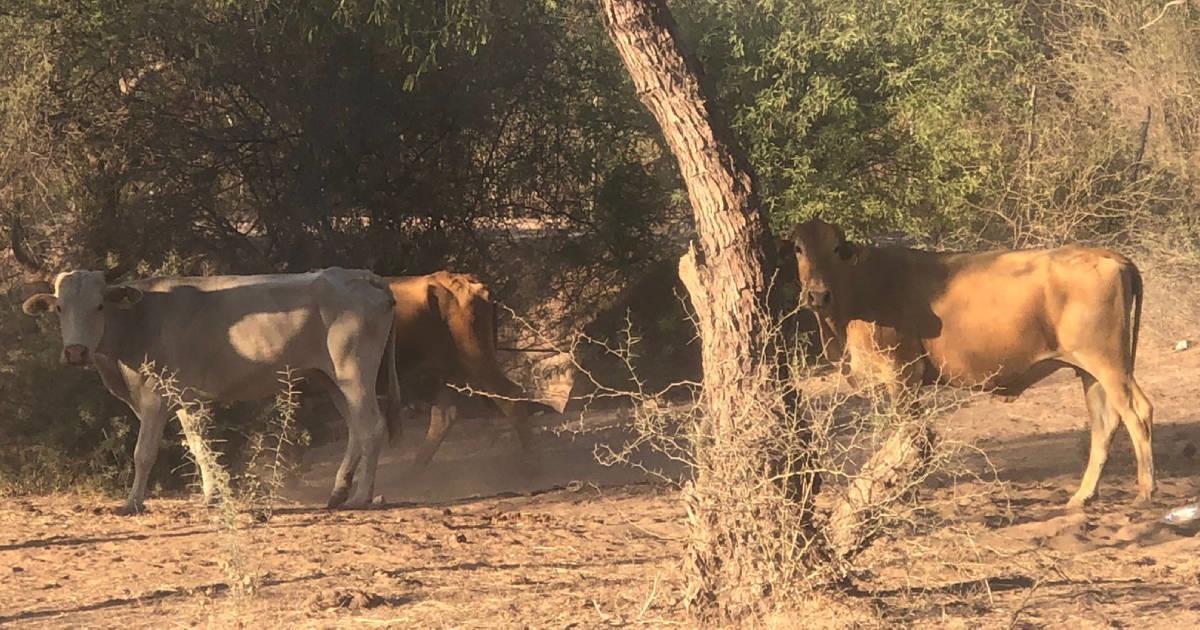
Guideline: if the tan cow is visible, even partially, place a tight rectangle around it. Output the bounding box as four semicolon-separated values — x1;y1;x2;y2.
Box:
386;271;539;471
789;218;1153;507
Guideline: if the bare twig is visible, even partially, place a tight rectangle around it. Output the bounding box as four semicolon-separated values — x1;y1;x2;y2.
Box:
1140;0;1185;30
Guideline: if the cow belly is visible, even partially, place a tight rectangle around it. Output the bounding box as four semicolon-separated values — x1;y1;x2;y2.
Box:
151;309;329;402
923;327;1054;388
227;308;315;364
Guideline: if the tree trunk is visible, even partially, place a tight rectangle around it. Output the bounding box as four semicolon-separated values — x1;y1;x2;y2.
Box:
599;0;815;621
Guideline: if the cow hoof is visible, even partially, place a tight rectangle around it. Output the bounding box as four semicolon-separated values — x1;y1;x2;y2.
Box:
1065;495;1092;510
114;503;146;516
202;493;223;508
326;488;350;509
1133;493;1155;508
340;496;373;510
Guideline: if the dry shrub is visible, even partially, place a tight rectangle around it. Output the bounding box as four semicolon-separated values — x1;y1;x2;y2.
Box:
535;301;1003;623
139;361;308;598
967;0;1200;250
239;366;309;522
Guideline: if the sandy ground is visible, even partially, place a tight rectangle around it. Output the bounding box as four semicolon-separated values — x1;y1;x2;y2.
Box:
2;343;1199;628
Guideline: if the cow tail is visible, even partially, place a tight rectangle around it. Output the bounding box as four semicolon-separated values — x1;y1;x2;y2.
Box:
1127;262;1143;369
383;316;403;445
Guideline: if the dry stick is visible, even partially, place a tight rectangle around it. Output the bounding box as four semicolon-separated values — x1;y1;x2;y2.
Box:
637;573;662;621
1021;83;1039;245
1026;84;1038;187
1140;0;1186;30
1131;106;1151;183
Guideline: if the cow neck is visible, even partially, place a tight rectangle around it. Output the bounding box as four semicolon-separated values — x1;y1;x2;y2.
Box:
838;244;919;326
836;245;883;326
839;245;951;333
95;295;153;367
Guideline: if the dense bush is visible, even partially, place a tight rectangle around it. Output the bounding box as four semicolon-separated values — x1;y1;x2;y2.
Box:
675;0;1035;237
3;0;1198;493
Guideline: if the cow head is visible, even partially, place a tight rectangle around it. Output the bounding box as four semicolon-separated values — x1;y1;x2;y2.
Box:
22;270;143;366
789;218;863;312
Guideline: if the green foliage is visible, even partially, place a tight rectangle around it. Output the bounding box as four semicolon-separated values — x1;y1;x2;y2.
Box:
674;0;1035;238
2;0;677;276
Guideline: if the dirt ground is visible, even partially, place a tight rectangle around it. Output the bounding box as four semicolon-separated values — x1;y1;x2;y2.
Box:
3;317;1200;628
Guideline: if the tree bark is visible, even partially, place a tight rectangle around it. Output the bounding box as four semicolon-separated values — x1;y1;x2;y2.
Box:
599;0;814;621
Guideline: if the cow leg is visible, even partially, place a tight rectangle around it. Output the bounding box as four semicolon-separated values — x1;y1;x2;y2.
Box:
324;369;387;509
327;435;360;509
411;387;457;472
1126;380;1156;504
470;372;538;473
330;430;361;508
323;386;362;508
176;408;220;505
509;404;538;475
817;314;844;364
1068;374;1119;508
1073;355;1155;507
1106;376;1155;505
120;390;170;515
342;389;387;508
486;395;537;475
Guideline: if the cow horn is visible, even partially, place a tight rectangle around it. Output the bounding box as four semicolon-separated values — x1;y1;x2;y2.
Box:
8;215;44;273
103;260;131;282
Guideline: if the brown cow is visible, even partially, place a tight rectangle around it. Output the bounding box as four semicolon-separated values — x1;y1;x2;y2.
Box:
790;218;1153;507
386;271;539;471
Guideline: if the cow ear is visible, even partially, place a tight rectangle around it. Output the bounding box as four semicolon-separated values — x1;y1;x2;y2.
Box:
788;223;805;244
835;242;862;264
22;293;57;316
103;286;143;309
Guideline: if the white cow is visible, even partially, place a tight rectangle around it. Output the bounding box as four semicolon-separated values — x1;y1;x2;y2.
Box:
22;268;401;514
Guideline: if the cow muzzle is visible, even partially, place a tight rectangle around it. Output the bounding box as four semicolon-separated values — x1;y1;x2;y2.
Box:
62;344;90;366
803;289;832;309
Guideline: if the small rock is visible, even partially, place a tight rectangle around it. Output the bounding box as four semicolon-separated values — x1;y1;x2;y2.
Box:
12;566;24;573
442;508;453;516
454;533;468;544
1175;339;1190;352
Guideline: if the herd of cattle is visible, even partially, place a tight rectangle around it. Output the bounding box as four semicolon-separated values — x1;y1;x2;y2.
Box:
19;218;1155;513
